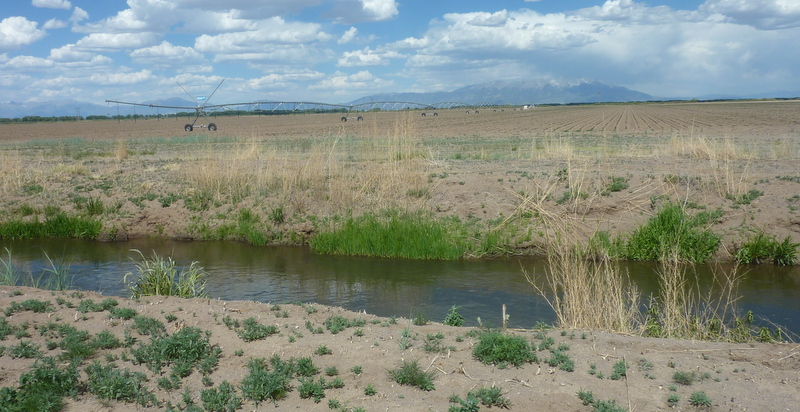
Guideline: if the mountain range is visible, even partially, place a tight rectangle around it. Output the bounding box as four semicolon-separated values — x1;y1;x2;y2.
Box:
2;79;797;119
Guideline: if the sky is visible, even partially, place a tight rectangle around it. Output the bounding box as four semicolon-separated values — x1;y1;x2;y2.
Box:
1;0;799;106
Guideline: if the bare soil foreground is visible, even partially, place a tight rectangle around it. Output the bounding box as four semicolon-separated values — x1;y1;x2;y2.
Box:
0;286;798;412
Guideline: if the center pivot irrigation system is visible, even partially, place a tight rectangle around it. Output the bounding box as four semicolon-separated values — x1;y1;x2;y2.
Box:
106;80;497;132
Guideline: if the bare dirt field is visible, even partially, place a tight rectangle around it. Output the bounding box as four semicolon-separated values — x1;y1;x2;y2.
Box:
1;286;798;412
1;100;800;253
1;101;800;411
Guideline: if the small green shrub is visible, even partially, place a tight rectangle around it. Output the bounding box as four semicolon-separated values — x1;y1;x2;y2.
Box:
240;357;293;405
5;299;53;316
472;331;536;367
315;345;332;355
673;371;696;385
130;327;216;377
364;384;376;396
85;361;157;406
109;307;137;320
443;305;465;326
387;359;435;391
237;318;278;342
298;376;326;403
9;340;42;359
201;380;242;412
689;391;712;407
667;393;680;407
0;357;79;412
132;316;166;336
610;359;628;380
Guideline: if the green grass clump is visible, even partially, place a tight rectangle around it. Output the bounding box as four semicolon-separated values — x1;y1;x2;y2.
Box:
124;249;207;299
623;203;720;263
4;299;53;316
132;315;166;336
85;361;157;406
130;326;218;378
324;315;364;334
240;357;294;405
109;306;137;320
236;317;278;342
0;357;79;412
449;386;511;411
736;232;799;266
309;210;471;259
387;359;435;391
472;331;537;367
201;381;242;412
9;340;42;359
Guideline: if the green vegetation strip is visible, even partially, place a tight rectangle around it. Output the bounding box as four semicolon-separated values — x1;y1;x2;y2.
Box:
0;214;101;240
310;210;470;259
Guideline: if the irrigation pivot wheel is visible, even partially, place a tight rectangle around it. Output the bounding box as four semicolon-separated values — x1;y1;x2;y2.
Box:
184;124;193;132
208;123;217;131
341;116;347;122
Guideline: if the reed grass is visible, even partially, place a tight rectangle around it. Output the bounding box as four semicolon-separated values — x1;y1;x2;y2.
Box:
124;249;207;298
0;247;18;286
310;210;469;259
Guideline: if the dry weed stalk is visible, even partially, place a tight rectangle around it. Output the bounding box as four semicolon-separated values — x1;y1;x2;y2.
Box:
525;241;642;333
651;254;744;340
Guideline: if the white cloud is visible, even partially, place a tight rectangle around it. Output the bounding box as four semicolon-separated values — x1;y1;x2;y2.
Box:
49;44;96;61
467;10;510;27
327;0;399;24
0;17;47;52
310;70;391;93
75;32;161;51
337;47;404;67
700;0;800;29
3;55;54;70
195;18;330;54
43;19;68;30
70;7;88;24
130;41;206;68
339;27;358;44
32;0;72;10
246;69;325;90
90;69;154;85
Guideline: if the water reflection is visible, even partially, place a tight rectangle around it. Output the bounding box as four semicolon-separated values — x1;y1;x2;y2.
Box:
1;238;798;333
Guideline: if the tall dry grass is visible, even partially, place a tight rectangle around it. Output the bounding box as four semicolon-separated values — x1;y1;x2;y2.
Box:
646;254;745;341
181;113;429;215
0;152;26;195
526;246;642;333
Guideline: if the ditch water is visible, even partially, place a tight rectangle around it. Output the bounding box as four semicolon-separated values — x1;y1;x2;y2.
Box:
2;238;799;335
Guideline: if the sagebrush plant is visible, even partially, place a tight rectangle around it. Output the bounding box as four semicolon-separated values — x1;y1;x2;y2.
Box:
124;249;207;298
